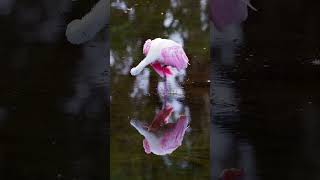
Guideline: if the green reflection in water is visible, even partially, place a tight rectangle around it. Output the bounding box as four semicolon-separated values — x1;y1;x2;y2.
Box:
110;0;210;179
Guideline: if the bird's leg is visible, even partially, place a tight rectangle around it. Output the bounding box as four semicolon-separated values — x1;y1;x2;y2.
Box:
162;65;168;107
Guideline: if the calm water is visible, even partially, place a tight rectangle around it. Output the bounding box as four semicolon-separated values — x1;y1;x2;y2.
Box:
211;1;320;180
110;0;210;179
0;1;108;179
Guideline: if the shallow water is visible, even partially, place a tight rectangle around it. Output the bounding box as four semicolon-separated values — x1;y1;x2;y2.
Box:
0;1;108;179
110;0;210;179
211;1;320;179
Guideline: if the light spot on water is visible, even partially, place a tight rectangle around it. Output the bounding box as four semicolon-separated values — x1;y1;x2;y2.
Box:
57;174;63;179
169;31;184;46
311;59;320;65
170;0;179;8
130;68;150;99
297;108;304;112
179;161;189;169
163;11;173;27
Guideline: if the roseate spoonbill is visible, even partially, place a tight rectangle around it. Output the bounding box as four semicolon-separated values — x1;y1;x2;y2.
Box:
130;38;189;77
130;105;189;155
210;0;257;31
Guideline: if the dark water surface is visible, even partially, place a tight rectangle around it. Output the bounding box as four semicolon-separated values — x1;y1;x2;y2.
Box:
211;1;320;179
0;1;108;179
110;0;210;179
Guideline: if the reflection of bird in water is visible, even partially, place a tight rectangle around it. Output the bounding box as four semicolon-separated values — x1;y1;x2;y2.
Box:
130;106;189;156
65;0;108;44
130;38;189;78
147;104;174;132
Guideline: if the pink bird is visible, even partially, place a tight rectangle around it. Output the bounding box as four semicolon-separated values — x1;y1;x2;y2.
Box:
209;0;257;31
130;107;189;155
130;38;189;77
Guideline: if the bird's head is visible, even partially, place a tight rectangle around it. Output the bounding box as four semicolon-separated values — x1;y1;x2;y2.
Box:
143;39;152;55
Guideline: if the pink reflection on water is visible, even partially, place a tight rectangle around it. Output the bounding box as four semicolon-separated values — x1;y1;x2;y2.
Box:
130;103;189;156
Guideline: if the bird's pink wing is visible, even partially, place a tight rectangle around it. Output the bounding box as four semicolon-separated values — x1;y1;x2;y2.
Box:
150;62;173;77
161;46;189;70
160;115;189;153
143;39;152;55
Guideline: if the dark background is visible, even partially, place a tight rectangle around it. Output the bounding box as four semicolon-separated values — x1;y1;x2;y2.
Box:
0;1;108;179
212;0;320;179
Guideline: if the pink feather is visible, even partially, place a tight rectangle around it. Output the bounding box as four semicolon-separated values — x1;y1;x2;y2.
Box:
143;39;152;55
150;62;173;77
160;115;189;152
161;46;189;70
